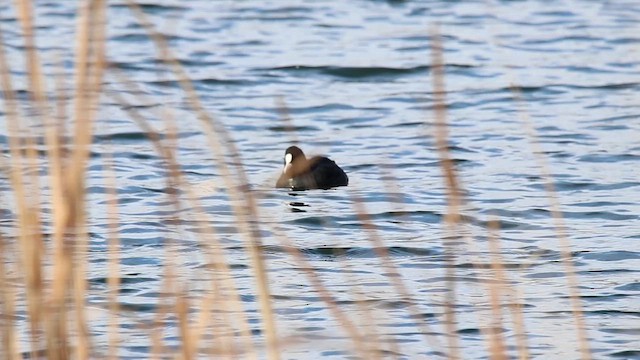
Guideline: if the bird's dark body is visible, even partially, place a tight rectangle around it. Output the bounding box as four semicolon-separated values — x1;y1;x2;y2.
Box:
276;147;348;190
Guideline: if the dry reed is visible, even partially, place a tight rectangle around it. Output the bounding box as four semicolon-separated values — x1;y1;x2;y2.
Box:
510;86;592;360
429;26;463;360
122;2;281;358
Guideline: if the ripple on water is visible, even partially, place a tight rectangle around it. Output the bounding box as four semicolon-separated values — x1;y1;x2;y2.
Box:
1;0;639;358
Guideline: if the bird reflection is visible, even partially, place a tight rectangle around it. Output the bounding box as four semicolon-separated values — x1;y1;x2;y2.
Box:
288;201;309;212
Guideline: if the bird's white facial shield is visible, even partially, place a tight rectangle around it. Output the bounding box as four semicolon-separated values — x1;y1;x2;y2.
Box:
283;153;293;174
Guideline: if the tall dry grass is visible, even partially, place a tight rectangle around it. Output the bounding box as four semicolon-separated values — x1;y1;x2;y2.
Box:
0;2;592;360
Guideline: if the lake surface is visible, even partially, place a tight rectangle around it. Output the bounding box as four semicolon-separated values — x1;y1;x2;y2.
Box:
0;1;639;359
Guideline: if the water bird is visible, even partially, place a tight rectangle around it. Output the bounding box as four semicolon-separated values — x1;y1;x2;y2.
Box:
276;146;348;190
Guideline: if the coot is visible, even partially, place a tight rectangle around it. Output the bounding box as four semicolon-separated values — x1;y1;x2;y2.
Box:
275;146;348;190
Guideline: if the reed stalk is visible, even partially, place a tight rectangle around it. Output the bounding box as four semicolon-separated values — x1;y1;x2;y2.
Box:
0;5;46;358
0;232;19;359
350;190;443;354
484;218;508;360
266;225;369;357
430;26;462;360
103;149;121;360
511;86;592;360
122;3;281;358
107;66;259;359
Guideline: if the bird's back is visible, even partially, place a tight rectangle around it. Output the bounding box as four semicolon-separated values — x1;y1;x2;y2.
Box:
308;156;348;189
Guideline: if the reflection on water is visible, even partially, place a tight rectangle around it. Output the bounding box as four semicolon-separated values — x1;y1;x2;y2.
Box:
289;201;310;212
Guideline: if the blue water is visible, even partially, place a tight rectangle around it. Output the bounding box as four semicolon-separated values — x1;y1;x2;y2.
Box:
1;1;639;359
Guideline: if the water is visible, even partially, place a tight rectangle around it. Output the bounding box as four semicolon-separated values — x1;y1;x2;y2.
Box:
1;1;639;359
